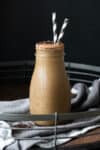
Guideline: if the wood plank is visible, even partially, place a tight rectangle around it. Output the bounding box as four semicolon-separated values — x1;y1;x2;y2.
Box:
60;128;100;148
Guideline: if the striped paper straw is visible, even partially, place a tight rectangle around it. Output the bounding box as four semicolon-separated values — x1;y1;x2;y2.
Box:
52;12;57;43
57;18;68;42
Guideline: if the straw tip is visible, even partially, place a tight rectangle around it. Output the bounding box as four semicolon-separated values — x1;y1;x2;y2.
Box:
52;12;56;14
64;18;68;22
52;12;56;18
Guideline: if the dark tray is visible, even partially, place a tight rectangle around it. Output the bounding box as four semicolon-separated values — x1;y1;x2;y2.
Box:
0;61;100;150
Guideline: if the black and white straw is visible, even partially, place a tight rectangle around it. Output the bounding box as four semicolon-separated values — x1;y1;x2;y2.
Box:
52;12;57;43
57;18;68;42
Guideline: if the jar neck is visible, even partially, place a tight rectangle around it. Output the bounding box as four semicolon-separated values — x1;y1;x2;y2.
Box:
35;51;64;68
35;49;64;58
35;41;64;62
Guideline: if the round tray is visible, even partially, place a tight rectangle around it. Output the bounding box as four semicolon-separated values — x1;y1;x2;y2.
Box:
0;61;100;150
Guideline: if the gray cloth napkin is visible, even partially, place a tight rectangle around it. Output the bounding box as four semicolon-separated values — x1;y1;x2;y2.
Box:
0;79;100;150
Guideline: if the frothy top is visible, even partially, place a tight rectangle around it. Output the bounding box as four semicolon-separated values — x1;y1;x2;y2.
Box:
36;41;64;51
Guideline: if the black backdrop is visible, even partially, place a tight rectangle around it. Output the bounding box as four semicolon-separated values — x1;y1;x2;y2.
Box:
0;0;100;65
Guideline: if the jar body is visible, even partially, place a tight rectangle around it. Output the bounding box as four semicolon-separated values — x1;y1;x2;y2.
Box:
29;42;71;125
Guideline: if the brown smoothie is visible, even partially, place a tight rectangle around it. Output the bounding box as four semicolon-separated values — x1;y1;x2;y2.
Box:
29;41;71;125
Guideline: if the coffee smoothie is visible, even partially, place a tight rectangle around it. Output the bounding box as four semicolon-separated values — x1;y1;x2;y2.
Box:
29;41;71;125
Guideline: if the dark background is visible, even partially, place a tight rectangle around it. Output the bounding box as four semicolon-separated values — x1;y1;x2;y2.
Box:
0;0;100;66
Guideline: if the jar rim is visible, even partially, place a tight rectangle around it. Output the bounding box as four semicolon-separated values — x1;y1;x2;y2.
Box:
35;41;64;51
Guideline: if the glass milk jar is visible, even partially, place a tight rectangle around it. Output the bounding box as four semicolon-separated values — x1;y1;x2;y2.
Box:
29;41;71;125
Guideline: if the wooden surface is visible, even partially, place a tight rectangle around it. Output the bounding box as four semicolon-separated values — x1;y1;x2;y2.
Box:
0;82;100;149
60;128;100;149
